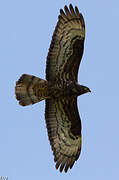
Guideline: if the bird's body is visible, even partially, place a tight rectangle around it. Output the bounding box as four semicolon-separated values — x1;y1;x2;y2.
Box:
15;4;90;173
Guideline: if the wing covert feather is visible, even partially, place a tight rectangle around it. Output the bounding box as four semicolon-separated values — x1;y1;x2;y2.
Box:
45;97;81;172
46;4;85;82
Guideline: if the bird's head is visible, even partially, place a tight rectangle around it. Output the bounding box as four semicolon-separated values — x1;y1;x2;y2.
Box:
73;84;91;96
79;85;91;95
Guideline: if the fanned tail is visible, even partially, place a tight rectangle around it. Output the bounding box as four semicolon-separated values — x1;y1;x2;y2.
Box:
15;74;48;106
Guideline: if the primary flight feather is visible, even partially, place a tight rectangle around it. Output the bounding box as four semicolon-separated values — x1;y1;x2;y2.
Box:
15;4;91;173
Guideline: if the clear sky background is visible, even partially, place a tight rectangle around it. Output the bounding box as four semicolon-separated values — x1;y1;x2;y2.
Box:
0;0;119;179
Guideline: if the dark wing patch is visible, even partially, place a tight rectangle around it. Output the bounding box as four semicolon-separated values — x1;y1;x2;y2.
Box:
46;4;85;82
45;97;81;173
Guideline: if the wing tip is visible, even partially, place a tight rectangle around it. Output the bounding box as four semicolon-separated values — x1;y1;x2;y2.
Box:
59;4;85;27
54;151;81;173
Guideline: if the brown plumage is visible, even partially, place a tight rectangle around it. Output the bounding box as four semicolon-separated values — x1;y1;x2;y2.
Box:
15;4;91;173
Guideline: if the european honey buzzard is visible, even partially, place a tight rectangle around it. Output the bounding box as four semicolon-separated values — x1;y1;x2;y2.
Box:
15;4;91;173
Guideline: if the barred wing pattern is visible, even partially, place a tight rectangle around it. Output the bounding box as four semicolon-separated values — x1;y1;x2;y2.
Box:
46;4;85;82
45;97;81;172
15;4;88;173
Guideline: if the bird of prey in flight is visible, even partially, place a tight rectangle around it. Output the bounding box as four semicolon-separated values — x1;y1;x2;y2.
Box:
15;4;91;173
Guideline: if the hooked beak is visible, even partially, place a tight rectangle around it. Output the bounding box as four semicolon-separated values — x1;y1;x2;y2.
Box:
88;88;91;93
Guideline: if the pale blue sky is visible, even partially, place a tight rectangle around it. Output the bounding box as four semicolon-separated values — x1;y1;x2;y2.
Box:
0;0;119;179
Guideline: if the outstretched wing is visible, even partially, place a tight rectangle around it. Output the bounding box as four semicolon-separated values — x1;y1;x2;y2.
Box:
45;97;81;172
46;4;85;82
